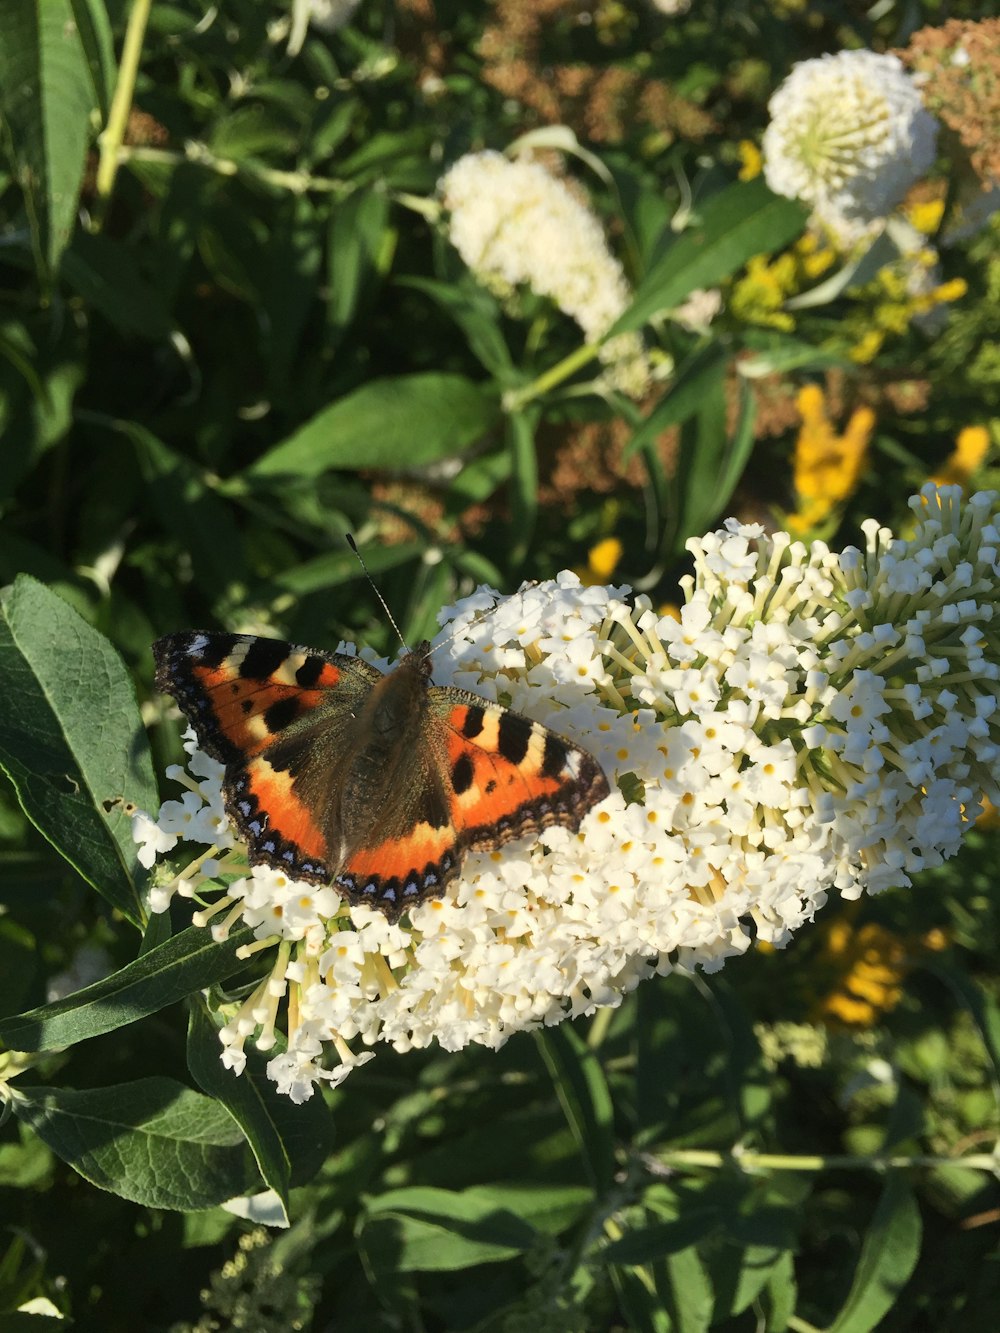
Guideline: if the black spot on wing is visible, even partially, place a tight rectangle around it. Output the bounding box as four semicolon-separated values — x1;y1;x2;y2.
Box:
197;635;236;669
461;707;485;739
295;655;327;688
451;753;474;795
541;734;569;778
264;696;300;733
239;638;289;680
497;712;532;765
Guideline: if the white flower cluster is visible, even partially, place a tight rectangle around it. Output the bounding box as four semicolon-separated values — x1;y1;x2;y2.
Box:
439;150;649;397
763;50;938;245
136;486;1000;1101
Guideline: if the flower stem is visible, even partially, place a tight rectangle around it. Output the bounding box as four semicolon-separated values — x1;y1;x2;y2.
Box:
119;144;350;196
648;1146;1000;1175
503;340;603;411
94;0;154;224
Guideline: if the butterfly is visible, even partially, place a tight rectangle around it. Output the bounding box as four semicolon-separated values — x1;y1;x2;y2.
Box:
153;631;610;923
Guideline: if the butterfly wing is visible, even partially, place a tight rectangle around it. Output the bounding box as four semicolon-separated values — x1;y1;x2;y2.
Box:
153;631;382;880
433;689;610;849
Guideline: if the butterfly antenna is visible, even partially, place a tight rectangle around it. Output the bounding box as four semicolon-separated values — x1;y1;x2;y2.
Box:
345;534;409;651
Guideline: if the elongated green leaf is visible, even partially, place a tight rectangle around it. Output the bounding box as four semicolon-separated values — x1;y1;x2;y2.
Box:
60;231;173;338
602;1207;722;1264
506;408;539;570
248;374;500;479
128;425;247;598
828;1176;921;1333
67;0;114;116
536;1024;615;1191
668;372;756;557
398;276;514;378
661;1246;714;1333
923;960;1000;1094
623;343;729;462
11;1078;250;1209
265;541;424;599
187;997;334;1220
0;925;254;1052
360;1186;541;1272
762;1250;797;1331
611;180;807;336
0;0;95;272
0;576;156;924
327;186;391;339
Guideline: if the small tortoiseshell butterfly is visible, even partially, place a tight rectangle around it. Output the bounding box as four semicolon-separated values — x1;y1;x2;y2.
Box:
153;632;610;922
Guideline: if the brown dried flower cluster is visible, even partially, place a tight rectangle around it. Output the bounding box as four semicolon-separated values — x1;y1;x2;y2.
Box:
537;413;676;508
899;19;1000;186
479;0;715;145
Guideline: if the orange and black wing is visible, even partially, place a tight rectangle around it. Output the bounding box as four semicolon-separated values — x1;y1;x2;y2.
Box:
153;631;381;882
433;690;610;852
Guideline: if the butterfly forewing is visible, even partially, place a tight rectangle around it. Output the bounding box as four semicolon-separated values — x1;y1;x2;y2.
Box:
434;690;610;848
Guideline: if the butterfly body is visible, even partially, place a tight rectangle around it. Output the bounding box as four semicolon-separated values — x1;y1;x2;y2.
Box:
153;631;609;922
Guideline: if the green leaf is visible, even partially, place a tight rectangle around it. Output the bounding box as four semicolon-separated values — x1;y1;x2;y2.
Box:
506;408;539;569
11;1077;250;1209
187;997;334;1221
536;1024;615;1191
127;425;247;598
611;180;807;336
264;541;424;600
359;1186;542;1272
248;374;500;480
668;370;756;557
623;343;729;462
761;1250;797;1331
0;576;156;924
327;187;391;340
660;1246;714;1333
0;925;254;1052
67;0;115;116
208;105;300;162
0;0;96;273
398;276;514;378
60;230;174;339
828;1176;921;1333
923;959;1000;1096
602;1207;722;1264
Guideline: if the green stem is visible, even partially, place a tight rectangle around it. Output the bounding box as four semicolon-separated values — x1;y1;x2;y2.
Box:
94;0;154;223
119;144;350;197
503;340;603;412
650;1146;1000;1175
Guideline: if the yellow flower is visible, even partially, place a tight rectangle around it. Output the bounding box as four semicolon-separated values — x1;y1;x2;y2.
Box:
849;328;886;364
930;425;991;489
906;198;946;235
738;140;762;181
787;385;874;533
583;537;623;584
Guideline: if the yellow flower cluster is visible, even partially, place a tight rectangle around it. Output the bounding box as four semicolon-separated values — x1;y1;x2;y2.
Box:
729;233;837;330
815;919;947;1030
930;425;992;489
787;384;875;534
848;255;967;364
